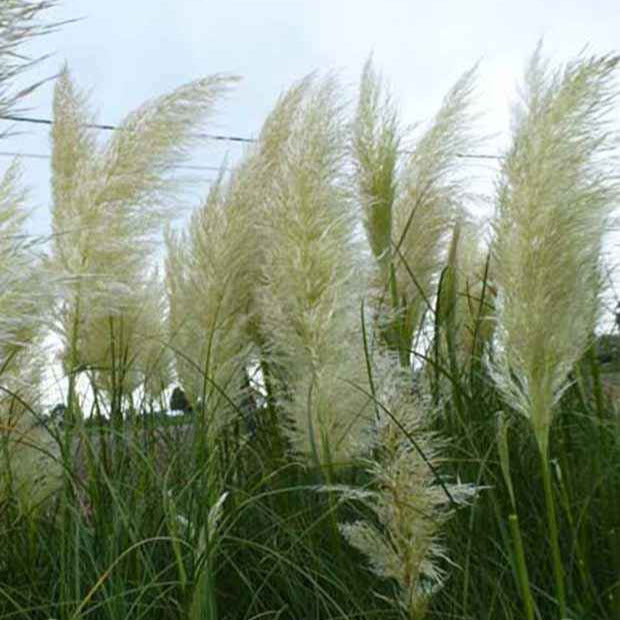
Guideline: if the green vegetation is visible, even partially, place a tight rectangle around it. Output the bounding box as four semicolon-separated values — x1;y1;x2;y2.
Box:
1;4;619;619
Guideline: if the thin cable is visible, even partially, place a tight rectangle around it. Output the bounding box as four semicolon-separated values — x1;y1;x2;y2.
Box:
0;150;229;172
399;147;502;161
0;113;504;159
0;113;256;144
456;152;502;160
0;150;48;160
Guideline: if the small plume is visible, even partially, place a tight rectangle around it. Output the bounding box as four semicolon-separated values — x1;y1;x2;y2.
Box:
338;358;474;618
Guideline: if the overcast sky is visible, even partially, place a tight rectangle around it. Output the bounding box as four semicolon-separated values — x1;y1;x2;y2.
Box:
3;0;620;242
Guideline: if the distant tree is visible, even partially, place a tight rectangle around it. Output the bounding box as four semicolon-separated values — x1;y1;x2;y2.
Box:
169;386;192;414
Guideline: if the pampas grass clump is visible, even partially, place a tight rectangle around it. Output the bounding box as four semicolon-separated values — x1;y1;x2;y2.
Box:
1;9;619;616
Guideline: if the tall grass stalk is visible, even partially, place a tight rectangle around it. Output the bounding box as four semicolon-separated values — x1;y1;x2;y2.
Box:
0;161;60;510
353;57;400;281
491;47;620;618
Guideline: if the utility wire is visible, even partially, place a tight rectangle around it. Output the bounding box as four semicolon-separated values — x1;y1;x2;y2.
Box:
0;149;227;173
0;113;255;143
0;148;501;169
0;150;48;160
0;113;503;160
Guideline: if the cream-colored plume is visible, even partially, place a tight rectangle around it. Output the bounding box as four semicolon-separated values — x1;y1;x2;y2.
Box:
253;74;373;464
491;49;619;454
353;62;479;367
165;169;257;430
0;163;60;511
391;67;479;361
353;57;400;278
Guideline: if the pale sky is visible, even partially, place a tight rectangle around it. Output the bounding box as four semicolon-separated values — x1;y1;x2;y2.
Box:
3;0;620;243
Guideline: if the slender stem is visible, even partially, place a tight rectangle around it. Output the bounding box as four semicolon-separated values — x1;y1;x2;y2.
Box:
498;414;535;620
508;513;535;620
539;443;567;619
60;294;82;619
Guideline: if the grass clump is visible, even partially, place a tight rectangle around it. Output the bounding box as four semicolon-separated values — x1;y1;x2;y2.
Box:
0;8;619;619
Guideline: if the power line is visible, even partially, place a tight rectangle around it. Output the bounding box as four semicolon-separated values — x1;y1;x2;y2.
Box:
399;147;501;160
0;150;48;160
0;148;502;169
456;152;502;160
0;113;503;160
0;150;228;173
0;113;256;144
